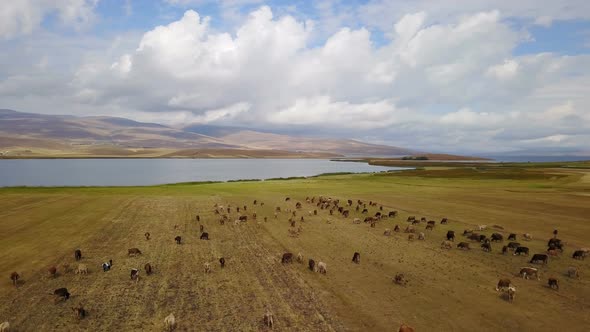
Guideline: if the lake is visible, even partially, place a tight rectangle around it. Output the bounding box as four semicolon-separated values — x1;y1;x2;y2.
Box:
0;159;403;187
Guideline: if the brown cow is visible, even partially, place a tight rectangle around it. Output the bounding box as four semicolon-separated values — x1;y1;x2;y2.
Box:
398;323;415;332
219;257;225;268
441;241;453;249
568;266;579;278
520;267;539;280
144;263;153;275
128;248;142;256
54;288;70;302
264;309;274;328
281;253;293;264
9;272;19;287
200;232;209;240
175;236;181;244
318;262;327;274
48;266;57;278
352;252;361;264
457;242;470;250
496;278;511;291
145;232;151;240
394;273;407;285
384;228;392;236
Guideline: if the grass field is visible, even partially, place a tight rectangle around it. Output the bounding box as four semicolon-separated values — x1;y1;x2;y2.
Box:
1;167;589;331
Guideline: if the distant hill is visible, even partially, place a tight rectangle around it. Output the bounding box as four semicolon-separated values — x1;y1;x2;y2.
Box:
0;109;415;158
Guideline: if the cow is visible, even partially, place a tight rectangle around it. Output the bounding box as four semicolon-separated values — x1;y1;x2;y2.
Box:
352;252;361;264
508;233;516;241
389;211;398;217
502;286;516;302
48;266;57;278
427;220;436;227
130;269;140;282
239;215;247;222
0;321;9;332
370;221;377;228
74;249;82;261
407;216;415;222
196;215;200;222
468;233;481;241
478;225;487;231
200;232;209;240
408;234;415;241
144;263;153;275
418;232;425;240
420;217;427;223
548;238;563;251
481;242;492;252
491;233;503;242
547;249;560;257
297;253;304;264
568;266;579;278
446;230;455;241
457;242;470;250
318;262;327;274
398;323;415;332
405;226;415;233
425;224;434;231
394;225;400;232
479;235;487;243
72;304;87;319
54;288;70;302
175;236;182;244
502;246;508;255
362;209;368;214
394;273;407;285
308;259;316;272
204;262;211;274
128;248;142;256
507;242;520;250
281;253;293;264
145;232;151;240
264;310;274;328
573;250;586;260
76;264;88;275
520;267;539;280
384;229;392;236
530;254;548;265
164;313;176;331
514;247;529;256
102;261;111;272
463;229;473;236
548;278;559;290
495;278;511;291
364;216;374;223
440;217;448;224
218;257;225;268
441;241;453;249
342;210;349;218
9;272;19;287
523;233;533;241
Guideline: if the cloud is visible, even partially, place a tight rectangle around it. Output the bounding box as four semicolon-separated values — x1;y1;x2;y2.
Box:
1;4;590;154
0;0;98;39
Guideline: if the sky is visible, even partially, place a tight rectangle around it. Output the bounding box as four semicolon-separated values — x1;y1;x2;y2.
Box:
1;0;590;155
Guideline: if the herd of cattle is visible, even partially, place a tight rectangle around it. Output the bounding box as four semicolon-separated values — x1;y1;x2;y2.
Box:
3;195;588;332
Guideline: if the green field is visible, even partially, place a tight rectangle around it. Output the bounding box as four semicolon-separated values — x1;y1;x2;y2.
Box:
1;167;589;331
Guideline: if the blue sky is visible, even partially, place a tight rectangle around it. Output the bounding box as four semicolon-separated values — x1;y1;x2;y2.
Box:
1;0;590;154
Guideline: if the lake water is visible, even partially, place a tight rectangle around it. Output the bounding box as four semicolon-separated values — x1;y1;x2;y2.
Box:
0;159;403;187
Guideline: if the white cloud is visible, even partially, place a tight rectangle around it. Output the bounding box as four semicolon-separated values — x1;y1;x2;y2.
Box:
0;0;98;39
2;4;590;154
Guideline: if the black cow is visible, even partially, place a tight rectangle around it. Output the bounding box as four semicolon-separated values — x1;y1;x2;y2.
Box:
573;250;586;260
74;249;82;261
502;245;508;255
352;252;361;264
548;278;559;290
219;257;225;268
282;253;293;264
440;218;448;224
144;263;152;275
308;259;316;271
530;254;549;264
508;233;517;241
54;288;70;301
175;236;182;244
446;230;455;241
479;235;487;243
548;238;564;251
491;233;503;242
514;247;529;256
481;242;492;252
200;232;209;240
507;242;520;250
389;211;397;217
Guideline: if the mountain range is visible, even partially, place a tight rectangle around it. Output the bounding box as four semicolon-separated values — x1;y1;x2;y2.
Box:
0;109;414;158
